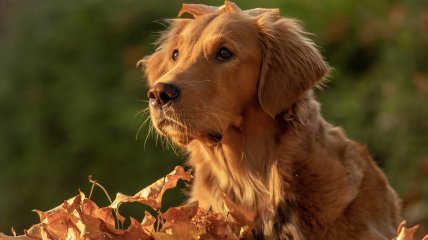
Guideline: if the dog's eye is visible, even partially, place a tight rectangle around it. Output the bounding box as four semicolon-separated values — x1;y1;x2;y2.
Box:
217;47;233;62
172;49;179;61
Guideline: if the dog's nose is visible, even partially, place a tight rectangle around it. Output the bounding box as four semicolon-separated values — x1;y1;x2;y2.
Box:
147;82;180;108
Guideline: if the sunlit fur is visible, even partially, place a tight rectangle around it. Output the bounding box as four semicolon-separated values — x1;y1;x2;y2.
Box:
141;3;401;239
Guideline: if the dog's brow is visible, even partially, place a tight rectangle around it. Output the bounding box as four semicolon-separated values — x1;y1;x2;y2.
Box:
200;35;229;58
181;14;218;46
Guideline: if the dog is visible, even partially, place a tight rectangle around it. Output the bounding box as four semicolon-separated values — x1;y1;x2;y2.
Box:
141;1;401;239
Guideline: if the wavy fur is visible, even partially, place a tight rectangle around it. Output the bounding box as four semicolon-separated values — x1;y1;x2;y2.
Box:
142;2;400;239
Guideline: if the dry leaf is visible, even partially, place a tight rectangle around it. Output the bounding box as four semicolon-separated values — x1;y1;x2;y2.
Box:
190;207;240;240
393;220;428;240
141;211;156;235
0;233;36;240
222;193;257;228
110;166;192;210
170;220;205;239
161;201;199;222
2;166;427;240
151;232;176;240
118;217;150;240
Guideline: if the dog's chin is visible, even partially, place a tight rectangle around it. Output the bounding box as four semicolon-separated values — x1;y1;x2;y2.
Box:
197;132;223;147
168;132;195;147
159;124;223;147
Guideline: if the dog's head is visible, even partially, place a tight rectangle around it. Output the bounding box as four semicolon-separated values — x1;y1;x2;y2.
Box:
141;1;329;147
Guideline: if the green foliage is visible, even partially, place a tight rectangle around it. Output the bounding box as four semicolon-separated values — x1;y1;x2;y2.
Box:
0;0;427;234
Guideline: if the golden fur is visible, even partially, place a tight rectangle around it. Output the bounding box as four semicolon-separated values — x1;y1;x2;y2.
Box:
141;1;401;239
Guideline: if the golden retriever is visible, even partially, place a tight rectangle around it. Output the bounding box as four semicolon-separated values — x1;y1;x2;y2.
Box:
141;1;401;239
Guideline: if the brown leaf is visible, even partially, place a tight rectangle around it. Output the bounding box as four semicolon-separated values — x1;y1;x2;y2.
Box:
73;197;126;239
222;193;257;228
110;166;192;210
165;220;205;240
39;226;51;240
394;220;420;240
23;224;43;239
163;166;192;191
141;211;156;235
161;201;199;222
0;233;37;240
6;166;428;240
119;217;150;240
32;207;79;239
81;198;116;227
1;167;193;240
151;232;176;240
190;207;241;239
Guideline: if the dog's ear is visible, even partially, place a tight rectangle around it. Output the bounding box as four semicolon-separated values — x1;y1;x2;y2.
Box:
244;8;280;17
256;14;329;118
179;4;217;18
179;1;240;19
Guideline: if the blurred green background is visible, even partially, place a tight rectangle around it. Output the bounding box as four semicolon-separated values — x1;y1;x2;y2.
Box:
1;0;427;236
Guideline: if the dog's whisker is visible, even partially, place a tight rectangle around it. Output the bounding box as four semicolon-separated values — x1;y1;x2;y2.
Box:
207;107;233;120
135;115;152;140
162;135;169;151
134;107;150;118
206;111;224;135
167;137;179;155
204;107;235;122
159;134;165;149
180;79;212;85
155;129;160;147
144;123;154;149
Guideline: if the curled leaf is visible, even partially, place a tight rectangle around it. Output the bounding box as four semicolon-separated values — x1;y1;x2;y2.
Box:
161;201;199;222
393;220;428;240
141;211;156;235
222;193;257;228
3;166;427;240
152;232;176;240
0;233;37;240
110;166;192;210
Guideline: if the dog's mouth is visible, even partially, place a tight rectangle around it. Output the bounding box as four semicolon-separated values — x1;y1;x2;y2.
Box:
206;132;223;143
156;118;222;147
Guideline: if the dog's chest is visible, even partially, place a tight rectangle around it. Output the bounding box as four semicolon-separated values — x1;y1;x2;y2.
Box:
192;143;282;222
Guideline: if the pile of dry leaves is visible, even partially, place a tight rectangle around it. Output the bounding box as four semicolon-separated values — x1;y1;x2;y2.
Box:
0;166;426;240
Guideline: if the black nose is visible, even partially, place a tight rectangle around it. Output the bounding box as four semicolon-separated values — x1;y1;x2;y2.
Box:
147;82;180;108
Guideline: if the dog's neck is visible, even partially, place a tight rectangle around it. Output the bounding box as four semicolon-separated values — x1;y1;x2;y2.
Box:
187;91;364;236
187;92;323;214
